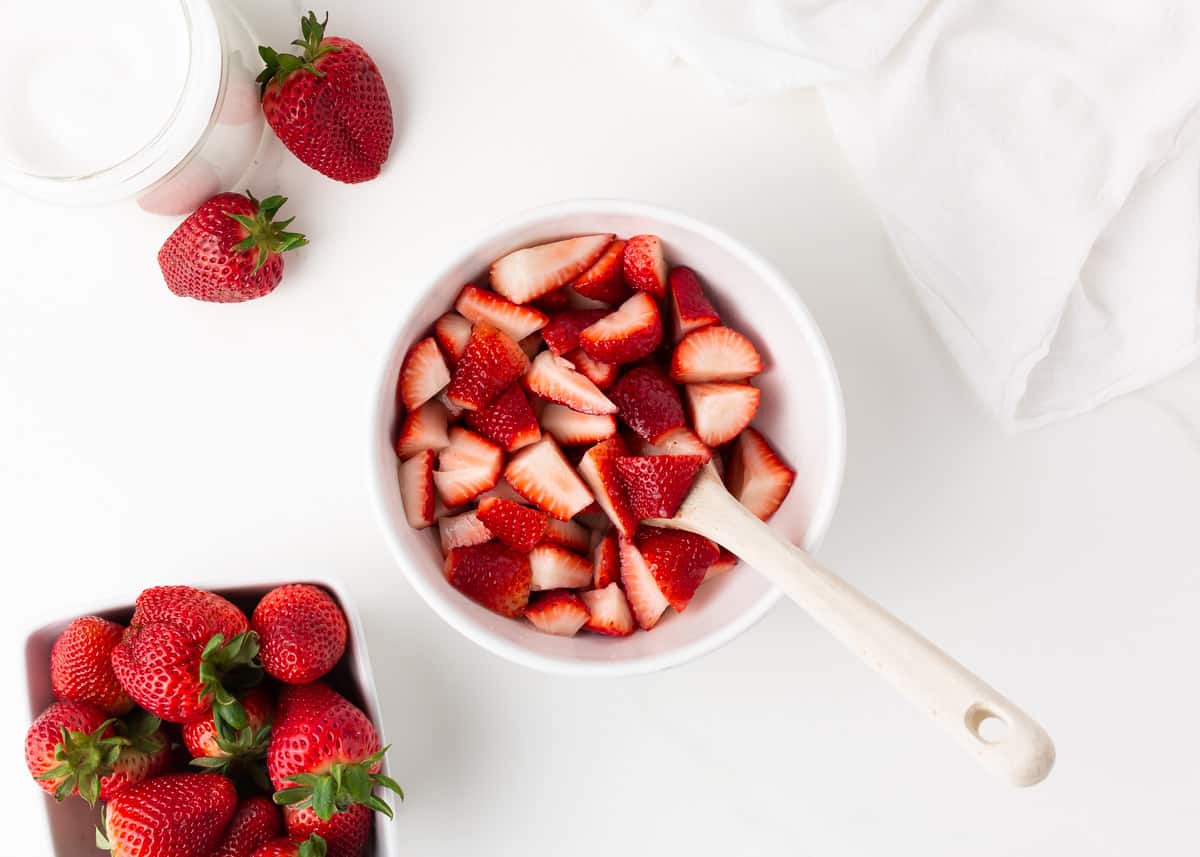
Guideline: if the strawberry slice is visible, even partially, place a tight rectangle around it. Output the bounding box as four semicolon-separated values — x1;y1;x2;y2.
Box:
619;536;670;630
395;399;450;460
434;427;502;507
725;427;796;521
622;235;668;300
542;516;591;552
524;590;590;636
490;234;615;304
635;527;719;612
535;287;571;312
570;239;630;305
591;531;620;588
476;479;530;506
577;437;638;538
608;365;685;444
540;403;617;446
447;322;529;411
639;426;712;462
614;454;705;520
669;266;720;339
524;351;616;415
398;337;451;411
670;326;764;383
580;583;635;636
438;509;493;553
445;542;531;617
504;437;595;520
703;547;739;583
564;349;618;389
529;544;593;590
476;496;548;552
566;287;612;311
541;310;609;355
455;284;548;342
398;449;435;529
684;383;760;447
434;312;473;366
464;383;541;452
579;292;662;365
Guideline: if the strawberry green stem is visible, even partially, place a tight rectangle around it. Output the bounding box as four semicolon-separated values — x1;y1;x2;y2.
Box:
224;191;308;274
256;11;344;94
39;710;163;808
273;746;404;821
197;630;264;741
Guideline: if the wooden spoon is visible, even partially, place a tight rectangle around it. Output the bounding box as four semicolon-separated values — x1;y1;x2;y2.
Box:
647;464;1055;787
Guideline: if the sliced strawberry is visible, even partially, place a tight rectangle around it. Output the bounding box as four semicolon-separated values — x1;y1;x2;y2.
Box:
570;239;630;305
541;310;609;355
445;542;531;617
669;266;720;340
592;531;620;588
608;365;685;444
438;509;493;553
580;583;635;636
540;403;617;446
635;527;719;612
703;547;739;583
622;235;668;300
504;437;595;520
535;287;571;312
447;322;529;411
615;455;705;520
684;383;760;447
455;284;548;342
490;234;615;304
670;326;764;383
565;287;612;310
640;426;712;462
529;544;593;590
464;383;541;452
577;437;638;538
476;496;548;552
524;590;590;636
434;312;473;366
394;400;450;460
398;337;451;411
434;427;502;507
725;427;796;521
476;479;531;506
579;292;662;365
565;349;619;390
398;449;436;529
542;516;591;552
619;536;670;629
524;351;616;415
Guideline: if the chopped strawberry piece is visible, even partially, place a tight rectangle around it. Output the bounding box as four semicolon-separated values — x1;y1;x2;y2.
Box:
445;542;531;617
438;509;493;553
635;527;719;612
434;312;473;366
454;284;548;342
566;287;612;310
477;496;548;552
577;437;638;538
579;292;662;365
447;322;529;411
524;590;591;636
622;235;668;300
524;351;617;415
490;234;615;304
670;326;764;383
668;267;720;340
434;427;502;507
535;287;571;312
703;547;739;583
570;239;630;305
565;349;619;389
614;455;705;520
541;310;609;355
684;383;760;447
542;516;591;552
476;479;530;506
540;403;617;446
398;337;451;411
529;544;593;590
395;399;450;460
580;583;635;636
619;536;670;629
504;437;595;520
592;531;620;588
639;426;712;462
725;427;796;521
398;449;436;529
464;383;541;452
608;365;685;444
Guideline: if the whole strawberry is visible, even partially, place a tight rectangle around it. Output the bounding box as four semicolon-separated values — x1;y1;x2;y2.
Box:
157;191;307;303
253;833;328;857
252;584;347;684
284;805;370;857
99;772;237;857
214;796;284;857
50;616;134;716
185;686;273;789
258;12;393;183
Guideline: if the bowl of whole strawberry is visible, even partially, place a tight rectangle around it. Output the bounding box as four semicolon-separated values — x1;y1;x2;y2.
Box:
23;579;401;857
370;199;846;675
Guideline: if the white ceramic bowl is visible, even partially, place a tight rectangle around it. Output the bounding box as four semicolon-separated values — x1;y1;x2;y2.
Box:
369;199;846;676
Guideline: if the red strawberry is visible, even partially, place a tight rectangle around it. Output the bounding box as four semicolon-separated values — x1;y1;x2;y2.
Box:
541;310;608;355
433;313;472;366
434;427;503;506
110;586;259;727
591;531;620;588
615;455;705;520
397;337;451;412
398;448;435;528
252;585;347;684
564;349;618;389
285;805;371;857
158;191;307;303
476;479;531;507
570;239;630;305
524;351;617;415
444;542;532;617
50;616;134;716
577;437;637;537
535;287;571;312
183;687;273;779
214;796;283;857
454;284;548;342
464;383;541;452
476;496;548;552
609;364;685;444
542;517;591;552
490;234;615;304
394;400;450;460
668;267;720;339
258;13;393;183
251;834;325;857
438;509;493;553
670;326;764;383
524;590;590;636
622;235;668;299
446;323;529;411
684;383;760;446
725;427;796;521
539;402;617;446
504;437;595;520
579;292;663;365
580;583;635;636
703;547;739;582
101;773;238;857
26;703;170;806
636;528;719;612
618;537;670;630
529;544;593;590
640;426;712;462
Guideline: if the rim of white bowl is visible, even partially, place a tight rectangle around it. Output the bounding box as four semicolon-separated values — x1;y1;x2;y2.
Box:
368;198;847;677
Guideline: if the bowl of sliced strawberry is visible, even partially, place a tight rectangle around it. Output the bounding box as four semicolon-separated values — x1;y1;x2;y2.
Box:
370;199;846;675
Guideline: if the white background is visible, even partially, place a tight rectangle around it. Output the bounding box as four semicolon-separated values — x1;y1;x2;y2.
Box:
4;2;1199;854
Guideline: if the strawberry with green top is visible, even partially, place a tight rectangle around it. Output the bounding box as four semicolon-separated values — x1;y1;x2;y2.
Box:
185;686;274;791
252;834;328;857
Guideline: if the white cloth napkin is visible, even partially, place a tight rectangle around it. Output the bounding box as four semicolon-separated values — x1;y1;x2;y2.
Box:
612;0;1200;428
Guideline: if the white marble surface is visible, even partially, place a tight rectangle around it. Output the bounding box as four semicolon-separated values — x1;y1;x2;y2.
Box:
3;2;1199;854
